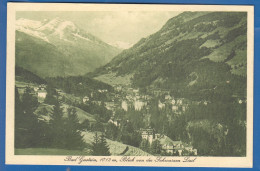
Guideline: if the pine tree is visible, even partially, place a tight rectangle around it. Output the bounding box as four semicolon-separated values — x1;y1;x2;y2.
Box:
15;86;25;148
91;132;100;155
80;119;90;131
44;85;58;105
64;107;84;150
98;134;111;156
21;87;39;145
139;139;150;152
21;86;38;114
49;98;65;148
16;86;40;148
90;133;111;156
105;122;118;140
150;139;161;154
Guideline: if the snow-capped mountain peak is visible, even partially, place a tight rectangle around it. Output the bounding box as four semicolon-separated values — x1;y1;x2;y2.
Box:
37;17;77;38
53;20;77;39
37;17;61;32
16;18;43;29
16;17;119;48
16;18;49;42
16;17;81;42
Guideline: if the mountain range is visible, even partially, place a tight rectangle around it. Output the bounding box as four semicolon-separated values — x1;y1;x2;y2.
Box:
15;17;121;77
15;11;248;156
92;12;247;99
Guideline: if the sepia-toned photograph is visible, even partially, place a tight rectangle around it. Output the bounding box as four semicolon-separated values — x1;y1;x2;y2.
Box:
6;3;254;167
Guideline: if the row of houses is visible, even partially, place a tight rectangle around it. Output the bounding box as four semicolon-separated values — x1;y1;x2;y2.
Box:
17;84;47;101
140;128;197;156
161;142;197;156
121;100;148;111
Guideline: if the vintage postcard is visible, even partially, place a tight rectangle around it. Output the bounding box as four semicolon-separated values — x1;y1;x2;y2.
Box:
6;3;254;167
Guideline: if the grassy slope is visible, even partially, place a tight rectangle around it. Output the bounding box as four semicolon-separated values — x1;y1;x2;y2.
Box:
15;131;151;156
62;104;96;123
34;102;96;123
81;131;151;156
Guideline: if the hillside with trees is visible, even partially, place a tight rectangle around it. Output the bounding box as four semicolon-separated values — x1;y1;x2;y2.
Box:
91;12;247;156
14;12;248;157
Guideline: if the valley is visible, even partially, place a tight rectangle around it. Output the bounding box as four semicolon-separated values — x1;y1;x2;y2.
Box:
14;11;247;157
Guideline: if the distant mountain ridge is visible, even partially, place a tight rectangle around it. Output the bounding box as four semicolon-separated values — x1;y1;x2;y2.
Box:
92;12;247;99
15;17;121;77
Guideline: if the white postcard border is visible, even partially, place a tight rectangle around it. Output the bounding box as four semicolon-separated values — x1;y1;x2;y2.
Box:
6;3;254;168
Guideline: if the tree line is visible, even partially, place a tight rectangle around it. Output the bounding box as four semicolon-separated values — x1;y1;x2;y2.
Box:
15;86;84;150
15;85;112;155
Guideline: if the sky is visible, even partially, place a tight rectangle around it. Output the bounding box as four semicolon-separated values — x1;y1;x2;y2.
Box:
16;11;181;48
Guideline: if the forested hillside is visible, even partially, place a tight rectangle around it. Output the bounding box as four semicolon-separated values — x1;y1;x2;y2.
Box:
91;12;247;156
93;12;247;98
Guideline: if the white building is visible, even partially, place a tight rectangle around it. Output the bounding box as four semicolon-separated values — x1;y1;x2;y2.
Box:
141;128;155;144
82;96;89;103
105;102;115;111
182;106;187;112
122;101;128;111
108;118;121;127
133;89;139;93
177;99;183;105
165;95;172;100
115;85;122;91
162;141;184;155
158;100;165;109
172;105;178;111
37;90;47;99
134;100;145;111
98;89;108;93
